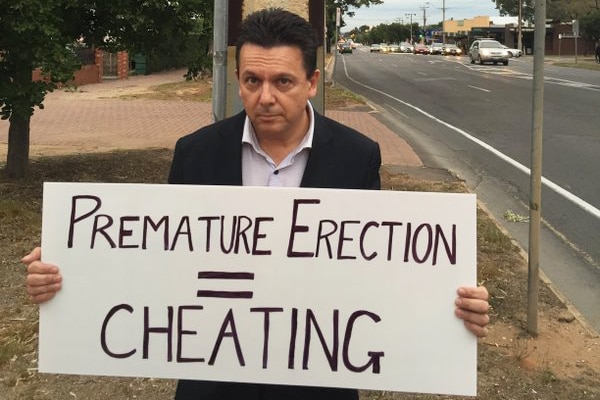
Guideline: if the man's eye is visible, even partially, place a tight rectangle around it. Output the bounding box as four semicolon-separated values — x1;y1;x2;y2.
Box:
279;78;291;85
246;77;258;84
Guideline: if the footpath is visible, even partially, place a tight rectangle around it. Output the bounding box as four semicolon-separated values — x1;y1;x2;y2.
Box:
0;68;422;169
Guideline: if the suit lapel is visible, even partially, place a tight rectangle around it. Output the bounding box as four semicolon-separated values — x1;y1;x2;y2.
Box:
301;113;334;188
214;112;245;186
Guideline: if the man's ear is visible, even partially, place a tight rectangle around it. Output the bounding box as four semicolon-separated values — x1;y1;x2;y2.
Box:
308;69;321;97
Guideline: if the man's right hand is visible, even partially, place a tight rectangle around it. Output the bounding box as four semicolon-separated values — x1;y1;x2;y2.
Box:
23;247;62;304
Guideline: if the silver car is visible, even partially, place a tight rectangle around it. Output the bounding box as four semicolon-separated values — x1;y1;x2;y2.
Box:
469;39;509;65
502;45;523;57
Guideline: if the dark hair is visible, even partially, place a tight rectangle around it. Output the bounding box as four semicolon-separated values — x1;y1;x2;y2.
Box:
235;8;318;78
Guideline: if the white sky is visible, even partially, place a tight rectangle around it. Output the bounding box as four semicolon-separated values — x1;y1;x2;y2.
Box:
341;0;515;31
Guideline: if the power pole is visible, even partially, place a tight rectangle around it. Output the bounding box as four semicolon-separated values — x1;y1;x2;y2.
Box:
518;0;523;52
420;3;430;43
405;13;417;43
442;0;446;44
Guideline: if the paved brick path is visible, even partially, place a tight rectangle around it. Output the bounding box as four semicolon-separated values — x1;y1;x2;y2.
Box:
0;69;421;168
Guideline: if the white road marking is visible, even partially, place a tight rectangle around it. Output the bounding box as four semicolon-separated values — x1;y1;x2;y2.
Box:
467;85;490;92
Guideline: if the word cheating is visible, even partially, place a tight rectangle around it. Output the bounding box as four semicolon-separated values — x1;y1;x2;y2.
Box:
100;304;385;373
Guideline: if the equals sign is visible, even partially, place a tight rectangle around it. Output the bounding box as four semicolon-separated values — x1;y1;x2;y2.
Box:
197;271;255;299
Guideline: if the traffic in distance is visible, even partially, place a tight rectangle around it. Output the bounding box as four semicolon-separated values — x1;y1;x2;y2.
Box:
339;38;523;66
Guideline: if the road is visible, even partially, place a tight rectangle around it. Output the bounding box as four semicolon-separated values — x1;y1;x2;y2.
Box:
332;47;600;333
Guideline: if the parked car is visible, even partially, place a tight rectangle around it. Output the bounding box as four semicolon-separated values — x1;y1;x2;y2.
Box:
502;45;522;57
400;42;414;53
429;42;444;55
369;43;381;52
469;39;509;65
413;43;429;55
442;44;462;56
339;43;353;54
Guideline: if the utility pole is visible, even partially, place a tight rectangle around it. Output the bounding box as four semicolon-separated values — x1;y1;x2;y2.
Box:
442;0;446;44
420;3;430;43
405;13;417;43
518;0;523;53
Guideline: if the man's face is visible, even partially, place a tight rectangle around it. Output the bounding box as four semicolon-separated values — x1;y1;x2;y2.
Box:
237;44;319;140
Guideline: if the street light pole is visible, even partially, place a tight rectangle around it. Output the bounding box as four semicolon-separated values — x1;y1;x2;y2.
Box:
405;13;417;43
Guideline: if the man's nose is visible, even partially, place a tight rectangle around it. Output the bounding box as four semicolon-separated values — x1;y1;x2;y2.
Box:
259;83;275;105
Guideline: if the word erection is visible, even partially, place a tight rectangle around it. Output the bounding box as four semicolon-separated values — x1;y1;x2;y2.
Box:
40;183;478;396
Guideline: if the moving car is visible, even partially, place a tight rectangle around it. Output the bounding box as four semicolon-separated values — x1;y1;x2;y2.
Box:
442;44;462;56
502;45;523;57
413;43;429;55
400;42;414;53
339;43;353;54
388;43;401;53
369;43;381;52
469;39;509;65
429;42;444;55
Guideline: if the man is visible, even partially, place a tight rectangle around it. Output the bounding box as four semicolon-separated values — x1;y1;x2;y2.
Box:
595;40;600;64
24;8;490;400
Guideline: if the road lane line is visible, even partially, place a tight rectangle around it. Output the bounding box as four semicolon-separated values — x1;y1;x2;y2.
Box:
467;85;490;92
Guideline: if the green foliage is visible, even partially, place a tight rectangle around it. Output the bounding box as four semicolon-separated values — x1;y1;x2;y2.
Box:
0;0;82;120
363;22;412;44
493;0;599;23
579;9;600;40
326;0;383;50
0;0;213;178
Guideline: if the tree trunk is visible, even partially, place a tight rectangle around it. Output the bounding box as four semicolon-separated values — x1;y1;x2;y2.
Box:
5;115;31;179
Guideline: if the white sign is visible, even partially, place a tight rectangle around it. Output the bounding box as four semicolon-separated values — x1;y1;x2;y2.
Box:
40;183;477;396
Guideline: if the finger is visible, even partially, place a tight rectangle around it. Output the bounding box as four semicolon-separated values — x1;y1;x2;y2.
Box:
455;307;490;329
26;261;60;276
26;272;62;288
463;321;489;338
21;247;42;265
456;297;490;314
26;280;62;295
457;286;489;301
29;290;59;305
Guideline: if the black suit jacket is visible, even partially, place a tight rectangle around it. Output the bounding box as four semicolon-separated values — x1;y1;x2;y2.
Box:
169;111;381;190
168;110;381;400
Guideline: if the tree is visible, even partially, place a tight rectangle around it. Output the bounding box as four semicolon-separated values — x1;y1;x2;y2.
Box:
492;0;534;22
579;8;600;40
493;0;598;23
0;0;83;179
0;0;212;179
326;0;383;50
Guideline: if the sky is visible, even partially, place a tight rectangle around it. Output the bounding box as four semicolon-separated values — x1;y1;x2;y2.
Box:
341;0;515;32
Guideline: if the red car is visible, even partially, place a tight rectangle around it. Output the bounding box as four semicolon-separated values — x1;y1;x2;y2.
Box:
413;44;429;55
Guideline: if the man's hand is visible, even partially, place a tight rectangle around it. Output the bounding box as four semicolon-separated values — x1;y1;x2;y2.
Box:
23;247;62;304
455;286;490;338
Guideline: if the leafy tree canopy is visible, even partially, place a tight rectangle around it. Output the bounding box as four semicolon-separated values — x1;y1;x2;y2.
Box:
579;8;600;39
493;0;599;23
326;0;383;48
0;0;212;178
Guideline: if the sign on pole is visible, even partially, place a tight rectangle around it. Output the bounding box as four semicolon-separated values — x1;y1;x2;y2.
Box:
39;183;478;396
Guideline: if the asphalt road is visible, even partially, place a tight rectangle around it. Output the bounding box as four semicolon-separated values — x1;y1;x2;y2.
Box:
333;47;600;333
